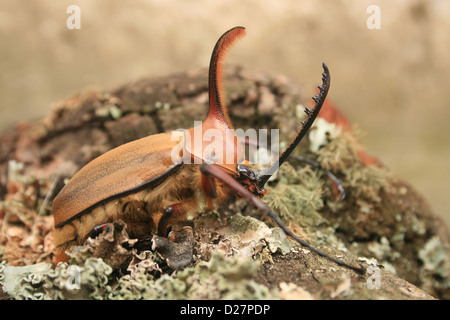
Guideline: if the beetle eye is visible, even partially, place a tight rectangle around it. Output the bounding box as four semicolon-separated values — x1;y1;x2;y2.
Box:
237;164;258;181
238;166;248;174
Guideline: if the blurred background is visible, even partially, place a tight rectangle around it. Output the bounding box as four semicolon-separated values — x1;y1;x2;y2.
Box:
0;0;449;227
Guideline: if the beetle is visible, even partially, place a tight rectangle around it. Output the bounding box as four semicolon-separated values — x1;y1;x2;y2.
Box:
52;26;364;274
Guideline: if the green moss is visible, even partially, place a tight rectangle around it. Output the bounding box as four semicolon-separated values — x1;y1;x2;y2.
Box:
314;129;389;210
263;163;325;227
341;165;388;204
315;130;360;171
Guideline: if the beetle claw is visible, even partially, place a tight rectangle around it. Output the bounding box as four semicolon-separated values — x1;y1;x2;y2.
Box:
151;226;194;270
131;236;153;252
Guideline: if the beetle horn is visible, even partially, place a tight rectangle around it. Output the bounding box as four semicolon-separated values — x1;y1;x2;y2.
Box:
206;26;246;129
257;63;331;189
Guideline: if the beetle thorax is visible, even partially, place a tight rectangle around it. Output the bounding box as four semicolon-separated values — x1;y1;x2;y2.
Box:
183;118;245;175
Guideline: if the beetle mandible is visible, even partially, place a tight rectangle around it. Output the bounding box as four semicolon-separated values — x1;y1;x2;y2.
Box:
52;26;364;274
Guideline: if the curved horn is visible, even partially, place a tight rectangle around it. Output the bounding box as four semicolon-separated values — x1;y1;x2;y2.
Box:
207;26;246;129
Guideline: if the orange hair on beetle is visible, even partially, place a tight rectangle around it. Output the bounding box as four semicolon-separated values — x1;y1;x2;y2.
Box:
207;26;246;129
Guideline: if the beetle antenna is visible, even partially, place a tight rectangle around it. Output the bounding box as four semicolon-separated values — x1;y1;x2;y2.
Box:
201;163;365;275
257;63;330;189
207;26;246;129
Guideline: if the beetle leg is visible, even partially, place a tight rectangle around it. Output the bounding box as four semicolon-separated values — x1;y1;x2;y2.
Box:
132;237;153;251
152;226;194;270
201;171;218;199
158;203;186;237
87;223;112;239
200;163;365;275
119;199;158;239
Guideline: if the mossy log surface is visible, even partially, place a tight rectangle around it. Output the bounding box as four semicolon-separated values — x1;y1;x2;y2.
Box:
0;66;448;300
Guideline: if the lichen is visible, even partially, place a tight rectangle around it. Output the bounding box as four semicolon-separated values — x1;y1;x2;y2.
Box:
0;257;113;300
314;129;389;206
309;117;343;153
0;260;51;299
1;210;292;300
108;253;274;300
193;211;293;265
228;213;266;234
263;163;325;227
418;236;450;293
65;220;136;270
95;104;122;119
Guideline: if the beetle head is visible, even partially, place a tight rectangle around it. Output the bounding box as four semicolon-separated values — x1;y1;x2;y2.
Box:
183;26;330;193
235;160;268;197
